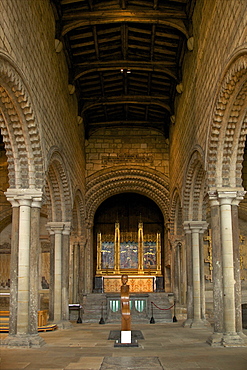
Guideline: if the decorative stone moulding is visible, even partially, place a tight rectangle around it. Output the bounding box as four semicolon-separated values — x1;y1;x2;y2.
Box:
0;58;45;189
68;84;75;95
170;115;176;124
176;83;183;94
55;39;63;53
187;37;194;51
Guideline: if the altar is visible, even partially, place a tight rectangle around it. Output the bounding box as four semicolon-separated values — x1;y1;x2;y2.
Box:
94;221;164;293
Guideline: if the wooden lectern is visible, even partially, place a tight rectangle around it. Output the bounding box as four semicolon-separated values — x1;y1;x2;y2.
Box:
120;274;131;343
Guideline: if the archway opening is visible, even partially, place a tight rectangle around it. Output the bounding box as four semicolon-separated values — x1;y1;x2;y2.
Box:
93;192;165;293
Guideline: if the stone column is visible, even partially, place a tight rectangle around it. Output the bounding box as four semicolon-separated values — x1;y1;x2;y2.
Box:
8;200;19;336
73;242;80;303
217;190;246;346
232;201;243;335
3;189;45;348
183;222;193;327
48;232;55;322
199;226;210;325
189;221;208;328
46;222;64;324
29;198;42;334
84;223;93;293
61;223;72;328
207;193;224;346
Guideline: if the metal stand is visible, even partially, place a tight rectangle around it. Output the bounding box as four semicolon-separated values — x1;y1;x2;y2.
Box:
99;301;105;324
150;302;155;324
173;300;177;322
77;306;82;323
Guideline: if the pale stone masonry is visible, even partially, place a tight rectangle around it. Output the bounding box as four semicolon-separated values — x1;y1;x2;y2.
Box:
0;0;247;350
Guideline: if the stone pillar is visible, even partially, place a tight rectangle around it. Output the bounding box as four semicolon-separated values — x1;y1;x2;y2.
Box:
46;222;64;324
232;202;243;335
207;194;224;346
183;223;193;327
217;190;246;346
3;189;45;348
73;242;80;302
61;223;72;328
199;228;207;323
189;221;208;328
29;198;42;334
48;233;55;322
8;200;19;336
84;223;93;293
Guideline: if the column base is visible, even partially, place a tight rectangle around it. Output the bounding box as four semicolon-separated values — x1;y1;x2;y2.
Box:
222;332;247;347
1;334;46;348
190;319;208;328
56;320;73;329
207;332;224;347
207;332;247;347
182;318;193;327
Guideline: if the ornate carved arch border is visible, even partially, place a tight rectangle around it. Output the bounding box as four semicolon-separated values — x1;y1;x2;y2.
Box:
85;167;170;226
207;52;247;189
183;149;206;221
0;55;44;189
72;189;86;237
170;189;183;237
45;150;72;222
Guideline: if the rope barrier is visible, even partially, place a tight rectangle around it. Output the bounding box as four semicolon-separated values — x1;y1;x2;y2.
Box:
151;301;175;311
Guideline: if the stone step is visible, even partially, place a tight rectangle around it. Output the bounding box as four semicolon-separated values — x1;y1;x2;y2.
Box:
80;292;174;323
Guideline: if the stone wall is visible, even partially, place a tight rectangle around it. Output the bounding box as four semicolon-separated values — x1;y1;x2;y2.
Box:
0;0;85;193
169;0;247;196
86;128;169;178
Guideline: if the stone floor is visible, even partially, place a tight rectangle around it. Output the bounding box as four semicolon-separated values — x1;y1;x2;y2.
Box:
1;321;247;370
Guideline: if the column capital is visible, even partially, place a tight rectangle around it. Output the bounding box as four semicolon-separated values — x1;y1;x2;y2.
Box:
62;222;71;235
4;188;43;207
183;221;192;234
184;221;208;233
46;222;64;235
208;188;246;207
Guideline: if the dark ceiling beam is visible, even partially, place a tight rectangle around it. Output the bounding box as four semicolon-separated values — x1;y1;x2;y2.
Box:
93;25;100;59
121;23;128;60
62;12;189;38
87;120;167;128
150;24;156;61
153;0;159;10
82;95;170;101
82;97;171;114
75;64;178;82
87;0;93;11
120;0;127;10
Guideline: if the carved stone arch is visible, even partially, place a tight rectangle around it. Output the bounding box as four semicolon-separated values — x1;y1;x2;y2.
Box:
170;189;183;236
71;189;86;237
45;150;72;222
85;167;170;227
207;53;247;189
183;150;206;221
0;54;44;189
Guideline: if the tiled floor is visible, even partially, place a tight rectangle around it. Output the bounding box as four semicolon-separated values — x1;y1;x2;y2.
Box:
1;322;247;370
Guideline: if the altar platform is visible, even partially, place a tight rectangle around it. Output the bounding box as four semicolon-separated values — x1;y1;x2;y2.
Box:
80;292;174;324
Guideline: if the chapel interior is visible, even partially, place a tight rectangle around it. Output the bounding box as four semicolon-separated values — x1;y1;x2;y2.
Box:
0;0;247;352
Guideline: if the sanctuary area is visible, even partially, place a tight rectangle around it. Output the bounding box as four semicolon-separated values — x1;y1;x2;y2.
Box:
0;0;247;351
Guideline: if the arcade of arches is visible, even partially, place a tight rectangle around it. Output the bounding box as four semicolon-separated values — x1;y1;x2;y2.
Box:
0;0;247;349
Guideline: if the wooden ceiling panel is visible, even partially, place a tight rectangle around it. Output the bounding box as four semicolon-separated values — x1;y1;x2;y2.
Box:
53;0;194;138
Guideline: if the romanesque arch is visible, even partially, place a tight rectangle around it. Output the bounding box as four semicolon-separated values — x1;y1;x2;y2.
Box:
207;52;247;189
170;189;183;237
85;166;170;226
45;149;72;222
0;54;45;190
183;149;206;221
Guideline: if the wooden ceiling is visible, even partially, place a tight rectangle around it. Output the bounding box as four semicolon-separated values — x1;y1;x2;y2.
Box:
52;0;194;138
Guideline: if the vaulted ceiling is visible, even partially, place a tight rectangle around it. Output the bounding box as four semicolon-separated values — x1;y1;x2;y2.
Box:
52;0;195;138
